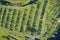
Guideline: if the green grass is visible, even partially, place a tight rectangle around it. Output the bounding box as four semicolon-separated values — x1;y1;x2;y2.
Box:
0;27;9;40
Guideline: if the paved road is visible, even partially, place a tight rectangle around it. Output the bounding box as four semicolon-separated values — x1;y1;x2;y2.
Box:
0;5;25;9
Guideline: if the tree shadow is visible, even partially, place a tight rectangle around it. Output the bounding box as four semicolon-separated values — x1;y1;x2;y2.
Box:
2;36;10;40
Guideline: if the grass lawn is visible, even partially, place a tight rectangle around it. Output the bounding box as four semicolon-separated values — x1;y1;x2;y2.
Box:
0;27;9;40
